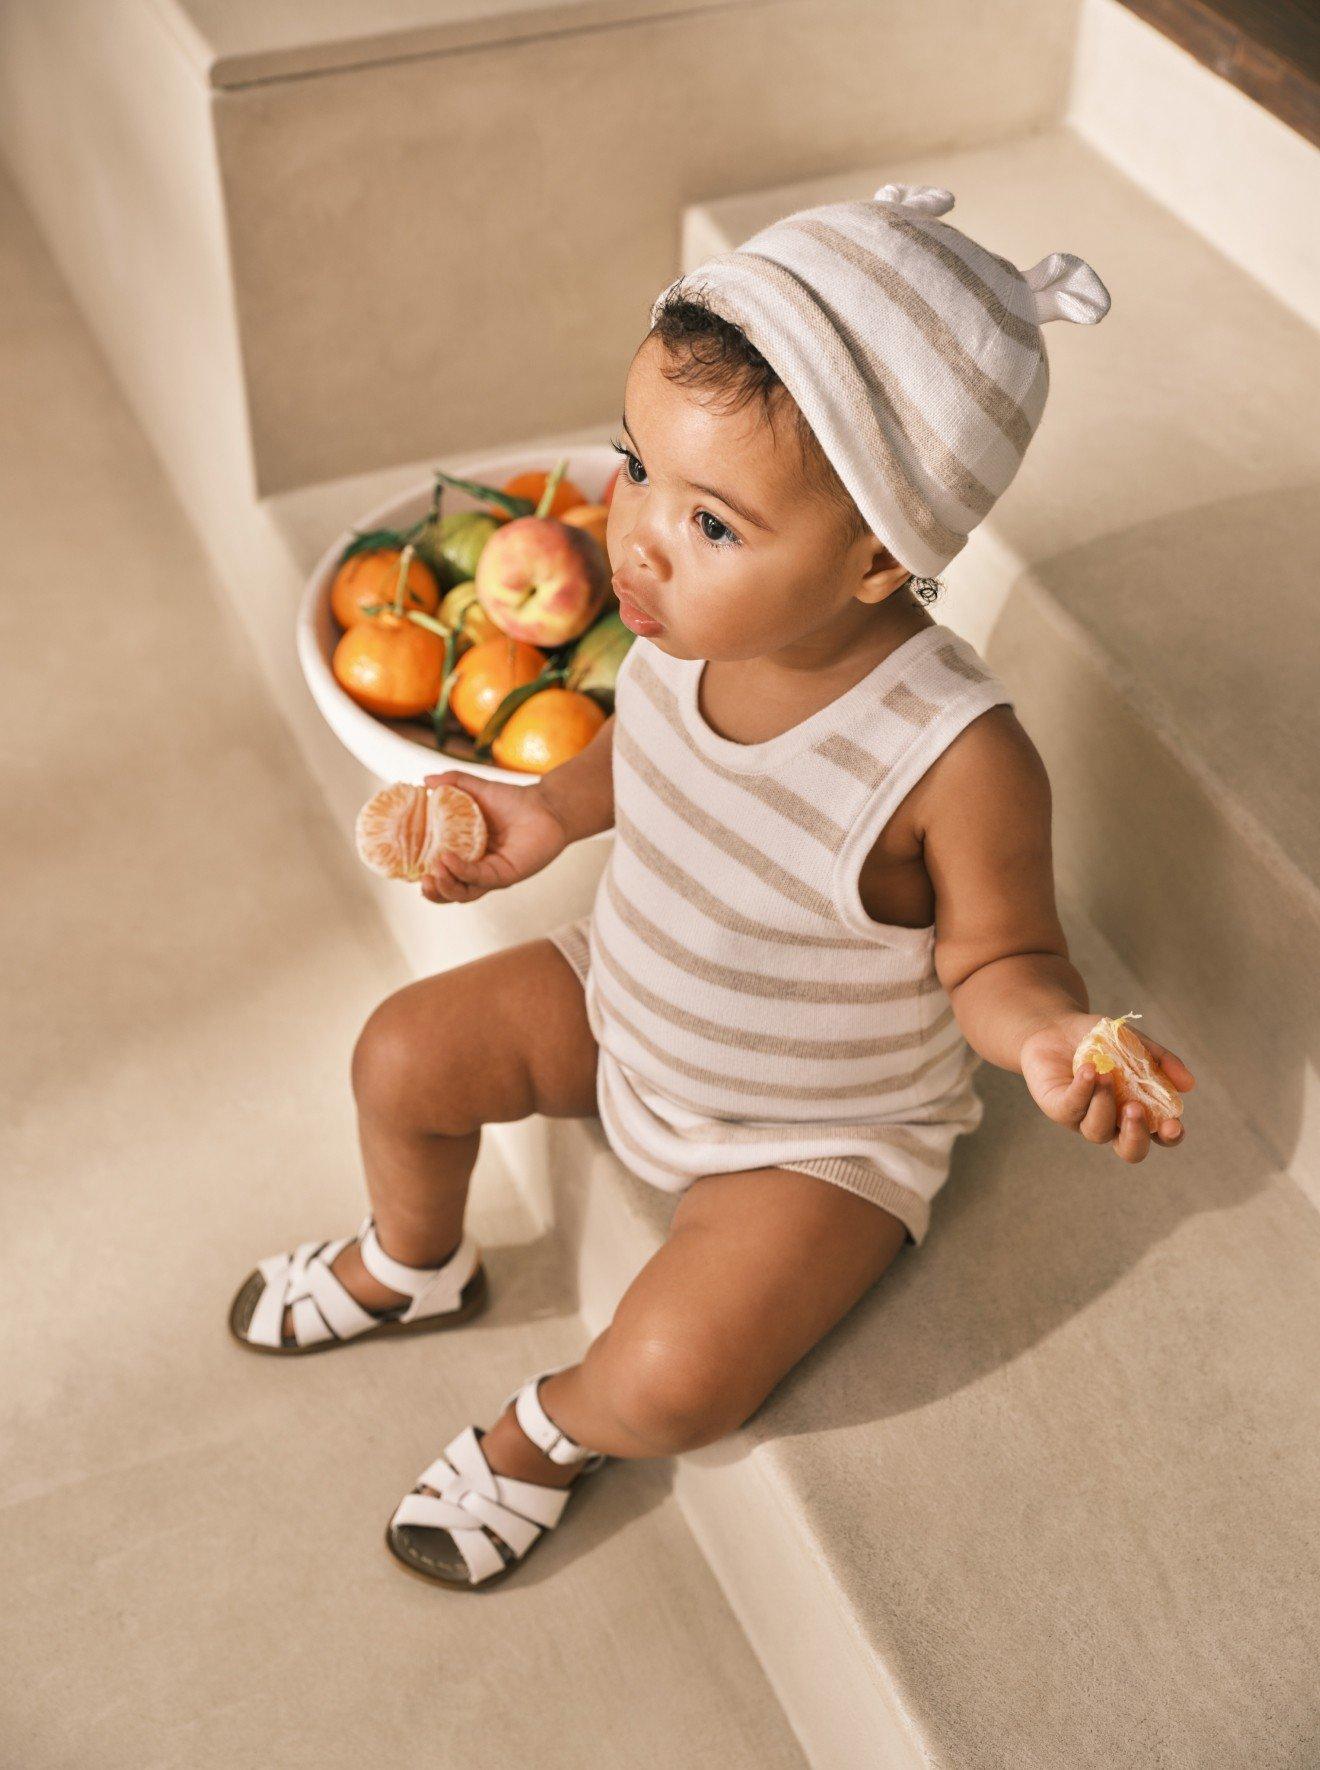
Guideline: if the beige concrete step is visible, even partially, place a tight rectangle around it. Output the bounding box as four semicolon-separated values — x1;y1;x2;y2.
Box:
197;113;1320;1764
158;0;766;87
255;423;1320;1765
548;899;1320;1769
0;0;1073;539
0;167;806;1768
251;120;1320;1768
679;122;1320;1208
1067;0;1320;332
11;5;1318;1758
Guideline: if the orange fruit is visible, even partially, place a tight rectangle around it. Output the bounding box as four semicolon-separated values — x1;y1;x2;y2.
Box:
331;548;441;628
332;611;446;719
356;781;488;881
491;687;606;775
448;634;547;736
1071;1012;1184;1132
559;503;611;560
484;469;589;525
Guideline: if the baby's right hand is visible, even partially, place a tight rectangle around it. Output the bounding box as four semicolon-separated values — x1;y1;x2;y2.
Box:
419;771;569;904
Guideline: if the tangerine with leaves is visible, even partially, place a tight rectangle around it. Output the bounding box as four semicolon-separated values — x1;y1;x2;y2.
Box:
491;686;606;775
331;546;440;628
356;781;488;881
331;543;446;719
484;468;589;525
449;634;547;736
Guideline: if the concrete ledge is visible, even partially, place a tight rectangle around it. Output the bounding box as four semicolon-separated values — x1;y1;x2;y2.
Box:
1;0;1076;510
154;0;768;88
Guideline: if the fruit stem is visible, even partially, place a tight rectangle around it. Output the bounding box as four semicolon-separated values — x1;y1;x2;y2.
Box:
534;458;568;520
392;542;417;617
406;609;450;638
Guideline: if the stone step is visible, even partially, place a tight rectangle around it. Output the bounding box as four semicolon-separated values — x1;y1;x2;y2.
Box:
255;392;1320;1766
0;0;1070;543
9;0;1318;1759
546;895;1320;1769
0;162;807;1770
215;103;1320;1763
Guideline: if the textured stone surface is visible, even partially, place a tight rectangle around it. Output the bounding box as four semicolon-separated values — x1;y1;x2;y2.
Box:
0;168;805;1770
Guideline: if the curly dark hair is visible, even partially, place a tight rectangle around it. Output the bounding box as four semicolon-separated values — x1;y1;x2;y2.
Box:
646;282;939;605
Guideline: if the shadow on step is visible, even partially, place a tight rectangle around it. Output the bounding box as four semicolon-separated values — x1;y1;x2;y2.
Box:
534;1041;1281;1448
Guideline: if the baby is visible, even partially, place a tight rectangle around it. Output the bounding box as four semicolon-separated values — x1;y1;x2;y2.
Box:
230;183;1195;1589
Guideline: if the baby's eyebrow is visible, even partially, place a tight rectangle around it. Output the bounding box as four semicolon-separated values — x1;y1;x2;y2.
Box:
620;409;775;532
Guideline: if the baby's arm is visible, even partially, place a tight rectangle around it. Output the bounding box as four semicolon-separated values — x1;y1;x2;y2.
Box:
537;711;616;842
920;706;1193;1160
919;706;1088;1073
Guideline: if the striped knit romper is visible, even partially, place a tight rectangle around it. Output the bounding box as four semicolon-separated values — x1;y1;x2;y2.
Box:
545;620;1015;1248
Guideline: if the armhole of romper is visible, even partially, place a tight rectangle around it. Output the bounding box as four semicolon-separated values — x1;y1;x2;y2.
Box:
830;682;1016;947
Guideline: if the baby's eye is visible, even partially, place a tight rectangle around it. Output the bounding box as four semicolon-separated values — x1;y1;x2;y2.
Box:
696;511;737;547
608;436;740;548
609;437;645;485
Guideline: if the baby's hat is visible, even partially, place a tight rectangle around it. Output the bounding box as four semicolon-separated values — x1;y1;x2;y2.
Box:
648;183;1111;580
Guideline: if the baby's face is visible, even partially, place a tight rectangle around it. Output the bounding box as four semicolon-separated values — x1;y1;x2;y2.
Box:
608;333;908;661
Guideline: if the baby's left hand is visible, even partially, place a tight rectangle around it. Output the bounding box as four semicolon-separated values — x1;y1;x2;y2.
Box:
1020;1010;1195;1163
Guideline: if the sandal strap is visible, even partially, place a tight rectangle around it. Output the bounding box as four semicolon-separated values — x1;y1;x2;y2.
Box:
242;1221;482;1351
357;1215;479;1316
393;1425;574;1584
248;1236;380;1349
506;1366;601;1466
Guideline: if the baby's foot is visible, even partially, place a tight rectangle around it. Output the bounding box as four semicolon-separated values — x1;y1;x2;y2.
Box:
274;1236;461;1347
401;1400;587;1583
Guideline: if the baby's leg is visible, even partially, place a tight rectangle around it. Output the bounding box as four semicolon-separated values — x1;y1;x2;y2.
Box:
302;935;599;1331
484;1168;908;1478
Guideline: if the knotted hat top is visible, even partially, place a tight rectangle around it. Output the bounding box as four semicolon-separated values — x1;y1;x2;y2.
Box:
648;182;1112;580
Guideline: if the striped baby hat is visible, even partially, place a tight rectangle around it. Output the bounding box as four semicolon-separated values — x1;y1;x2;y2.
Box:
648;183;1111;580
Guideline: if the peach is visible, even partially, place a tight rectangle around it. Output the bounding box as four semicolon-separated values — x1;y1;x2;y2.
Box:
474;514;611;649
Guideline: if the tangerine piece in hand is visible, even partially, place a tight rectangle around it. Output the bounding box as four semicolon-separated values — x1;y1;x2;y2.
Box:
355;781;488;882
1072;1011;1184;1132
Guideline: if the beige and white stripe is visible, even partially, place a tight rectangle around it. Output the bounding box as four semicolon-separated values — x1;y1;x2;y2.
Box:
545;623;1016;1248
649;181;1111;581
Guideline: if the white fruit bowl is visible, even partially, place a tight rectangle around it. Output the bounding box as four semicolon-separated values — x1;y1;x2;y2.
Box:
296;447;620;787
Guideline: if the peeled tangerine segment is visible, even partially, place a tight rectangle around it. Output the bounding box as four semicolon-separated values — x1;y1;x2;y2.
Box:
1072;1011;1183;1131
355;781;488;882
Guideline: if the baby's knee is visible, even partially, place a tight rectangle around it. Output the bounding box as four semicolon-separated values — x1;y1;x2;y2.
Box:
605;1335;746;1454
350;990;471;1134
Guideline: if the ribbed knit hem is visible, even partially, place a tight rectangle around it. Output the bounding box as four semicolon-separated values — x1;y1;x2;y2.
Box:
544;917;591;985
775;1155;930;1248
544;921;933;1249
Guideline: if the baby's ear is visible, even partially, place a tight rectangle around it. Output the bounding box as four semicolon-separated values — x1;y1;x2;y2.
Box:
1024;252;1112;325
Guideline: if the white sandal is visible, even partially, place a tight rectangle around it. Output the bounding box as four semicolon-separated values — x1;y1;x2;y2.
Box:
228;1214;487;1355
385;1363;608;1589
